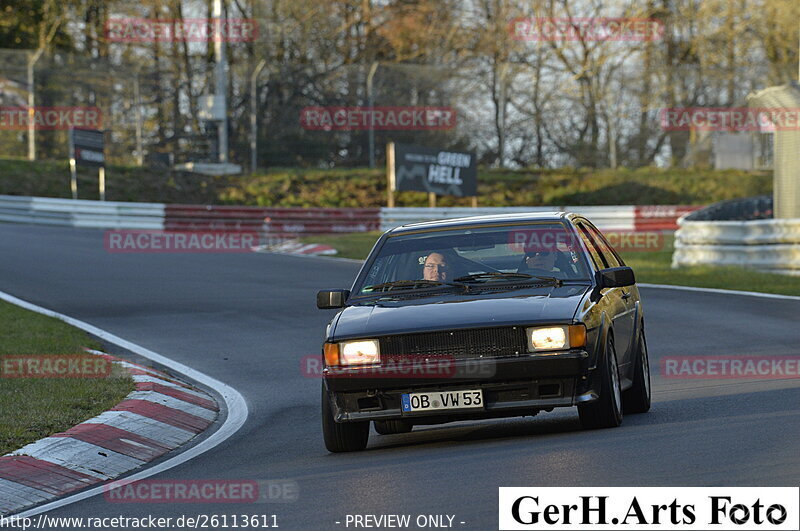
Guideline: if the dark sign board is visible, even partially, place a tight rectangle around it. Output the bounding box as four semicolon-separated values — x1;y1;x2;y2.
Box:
69;128;105;167
392;143;477;197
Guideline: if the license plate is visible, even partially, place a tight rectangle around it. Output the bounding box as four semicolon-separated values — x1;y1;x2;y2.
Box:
401;389;483;413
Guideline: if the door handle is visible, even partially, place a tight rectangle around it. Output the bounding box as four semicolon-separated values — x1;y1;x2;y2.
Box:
621;292;631;300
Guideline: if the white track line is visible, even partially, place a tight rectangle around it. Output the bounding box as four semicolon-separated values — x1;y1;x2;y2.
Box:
639;283;800;301
0;290;248;517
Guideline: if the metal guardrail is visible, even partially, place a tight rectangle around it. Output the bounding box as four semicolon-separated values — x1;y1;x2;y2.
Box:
673;200;800;275
163;205;267;232
0;195;694;243
380;206;639;231
163;205;381;235
0;195;165;229
0;196;382;235
634;205;700;230
264;207;380;235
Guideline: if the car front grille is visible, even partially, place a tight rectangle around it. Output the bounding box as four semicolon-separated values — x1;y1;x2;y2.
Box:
379;327;528;360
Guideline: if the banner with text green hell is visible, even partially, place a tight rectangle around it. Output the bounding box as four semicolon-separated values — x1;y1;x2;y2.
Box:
393;143;477;197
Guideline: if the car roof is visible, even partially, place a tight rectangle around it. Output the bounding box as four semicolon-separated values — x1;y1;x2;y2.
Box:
388;211;578;234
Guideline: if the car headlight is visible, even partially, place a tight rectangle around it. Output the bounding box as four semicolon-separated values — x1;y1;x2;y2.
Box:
338;339;381;366
526;325;586;352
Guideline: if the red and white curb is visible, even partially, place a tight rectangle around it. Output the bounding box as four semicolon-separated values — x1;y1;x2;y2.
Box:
252;240;337;256
0;350;219;516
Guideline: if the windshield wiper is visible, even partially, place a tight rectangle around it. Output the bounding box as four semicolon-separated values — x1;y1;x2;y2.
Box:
364;279;467;293
454;272;562;286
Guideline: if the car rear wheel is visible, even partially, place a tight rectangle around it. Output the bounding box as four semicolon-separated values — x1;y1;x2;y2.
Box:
578;334;623;429
374;420;413;435
623;328;651;414
321;384;369;452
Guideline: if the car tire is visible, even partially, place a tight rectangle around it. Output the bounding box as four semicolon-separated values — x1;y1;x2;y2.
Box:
321;384;369;452
374;420;413;435
622;328;651;414
578;333;623;430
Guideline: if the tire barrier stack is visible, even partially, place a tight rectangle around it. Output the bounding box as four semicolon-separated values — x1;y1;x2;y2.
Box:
673;196;800;275
681;196;773;222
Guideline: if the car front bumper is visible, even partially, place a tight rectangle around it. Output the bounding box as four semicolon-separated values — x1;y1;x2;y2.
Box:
323;350;600;423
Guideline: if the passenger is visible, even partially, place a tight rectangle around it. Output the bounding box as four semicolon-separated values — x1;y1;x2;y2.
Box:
422;252;450;281
520;250;558;275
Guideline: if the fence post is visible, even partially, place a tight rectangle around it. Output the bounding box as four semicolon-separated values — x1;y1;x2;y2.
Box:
386;142;395;208
98;167;105;201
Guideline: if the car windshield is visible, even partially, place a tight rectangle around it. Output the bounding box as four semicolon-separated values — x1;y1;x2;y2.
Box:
355;222;591;296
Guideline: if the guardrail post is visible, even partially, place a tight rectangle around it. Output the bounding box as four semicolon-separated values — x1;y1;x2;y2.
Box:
98;167;105;201
386;142;396;208
69;159;78;200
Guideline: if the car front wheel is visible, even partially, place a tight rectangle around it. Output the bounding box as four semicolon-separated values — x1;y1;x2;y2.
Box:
321;384;369;452
623;328;651;414
578;333;623;429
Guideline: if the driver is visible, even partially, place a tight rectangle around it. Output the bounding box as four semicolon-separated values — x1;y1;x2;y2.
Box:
422;252;450;281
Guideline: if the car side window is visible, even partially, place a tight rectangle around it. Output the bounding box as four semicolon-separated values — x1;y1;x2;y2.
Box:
575;222;607;270
584;222;625;268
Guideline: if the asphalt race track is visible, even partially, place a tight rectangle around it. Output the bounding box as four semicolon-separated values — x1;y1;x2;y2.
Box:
2;224;799;530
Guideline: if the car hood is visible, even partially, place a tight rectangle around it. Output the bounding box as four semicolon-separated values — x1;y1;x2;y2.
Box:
331;284;590;340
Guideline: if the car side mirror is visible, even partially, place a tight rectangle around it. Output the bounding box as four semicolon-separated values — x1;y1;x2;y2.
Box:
595;267;635;289
317;289;350;309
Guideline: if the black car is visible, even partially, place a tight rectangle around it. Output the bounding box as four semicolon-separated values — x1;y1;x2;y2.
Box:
316;212;651;452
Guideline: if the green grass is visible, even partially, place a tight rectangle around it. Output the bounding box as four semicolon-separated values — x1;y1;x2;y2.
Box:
0;301;134;455
301;232;800;297
0;156;230;204
219;166;771;208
